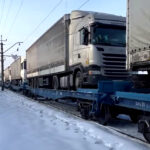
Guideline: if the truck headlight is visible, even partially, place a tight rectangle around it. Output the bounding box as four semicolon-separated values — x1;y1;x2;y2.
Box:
88;70;101;75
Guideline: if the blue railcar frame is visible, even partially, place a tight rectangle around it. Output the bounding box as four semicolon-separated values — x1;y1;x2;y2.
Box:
9;80;150;113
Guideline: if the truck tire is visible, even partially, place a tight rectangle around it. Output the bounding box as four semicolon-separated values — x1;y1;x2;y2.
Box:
75;71;83;89
52;76;59;89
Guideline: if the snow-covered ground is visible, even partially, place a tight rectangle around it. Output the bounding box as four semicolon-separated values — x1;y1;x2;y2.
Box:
0;90;149;150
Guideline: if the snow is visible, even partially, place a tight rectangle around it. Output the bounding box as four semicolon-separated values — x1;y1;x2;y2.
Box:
0;90;150;150
108;114;144;140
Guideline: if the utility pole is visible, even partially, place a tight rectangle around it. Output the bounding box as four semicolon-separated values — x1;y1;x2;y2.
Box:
0;35;7;91
0;35;22;91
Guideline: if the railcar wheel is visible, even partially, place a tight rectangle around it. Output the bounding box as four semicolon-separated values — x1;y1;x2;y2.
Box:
143;133;150;143
138;117;150;143
76;101;81;111
98;105;111;125
130;114;139;123
80;108;89;120
111;112;118;118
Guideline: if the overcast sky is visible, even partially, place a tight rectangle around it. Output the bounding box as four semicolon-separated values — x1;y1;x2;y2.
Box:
0;0;126;68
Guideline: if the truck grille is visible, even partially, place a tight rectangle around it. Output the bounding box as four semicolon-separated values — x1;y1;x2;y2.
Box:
102;53;128;78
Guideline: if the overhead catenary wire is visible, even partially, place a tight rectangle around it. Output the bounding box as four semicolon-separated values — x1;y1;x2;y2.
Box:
6;0;24;38
2;0;13;35
78;0;89;9
0;0;5;34
23;0;63;43
65;0;68;14
0;0;5;24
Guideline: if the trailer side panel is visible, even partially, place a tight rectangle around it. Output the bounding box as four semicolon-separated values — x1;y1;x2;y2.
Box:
27;17;68;78
10;57;21;80
127;0;150;70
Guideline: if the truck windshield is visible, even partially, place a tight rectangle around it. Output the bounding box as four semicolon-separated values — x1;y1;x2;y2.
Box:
92;26;126;47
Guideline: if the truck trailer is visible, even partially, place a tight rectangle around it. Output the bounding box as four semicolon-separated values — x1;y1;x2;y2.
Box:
5;56;27;86
126;0;150;88
10;57;22;85
26;10;128;89
127;0;150;72
4;66;11;83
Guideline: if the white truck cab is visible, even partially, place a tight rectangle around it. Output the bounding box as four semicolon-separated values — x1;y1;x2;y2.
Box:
69;10;127;87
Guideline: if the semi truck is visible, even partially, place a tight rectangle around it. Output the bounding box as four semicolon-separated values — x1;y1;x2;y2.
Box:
27;10;127;89
4;56;27;86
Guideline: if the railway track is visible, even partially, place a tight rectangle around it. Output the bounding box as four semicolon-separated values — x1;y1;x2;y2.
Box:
40;99;148;143
26;93;150;145
6;89;150;147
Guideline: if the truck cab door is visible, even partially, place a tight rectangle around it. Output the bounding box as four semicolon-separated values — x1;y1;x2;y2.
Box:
72;27;89;66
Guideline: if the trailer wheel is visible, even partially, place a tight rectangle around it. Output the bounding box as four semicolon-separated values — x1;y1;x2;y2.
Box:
98;105;111;125
75;71;83;89
52;76;59;89
76;100;81;111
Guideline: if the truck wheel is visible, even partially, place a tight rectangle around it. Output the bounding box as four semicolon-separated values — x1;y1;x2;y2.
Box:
52;76;59;89
75;71;83;89
98;105;111;125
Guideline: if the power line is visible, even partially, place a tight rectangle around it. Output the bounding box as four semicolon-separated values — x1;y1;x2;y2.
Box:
6;0;24;38
65;0;68;13
0;0;5;33
2;0;13;35
78;0;89;9
0;0;5;24
23;0;63;43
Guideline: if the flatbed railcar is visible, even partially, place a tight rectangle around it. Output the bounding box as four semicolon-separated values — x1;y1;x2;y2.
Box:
7;80;150;143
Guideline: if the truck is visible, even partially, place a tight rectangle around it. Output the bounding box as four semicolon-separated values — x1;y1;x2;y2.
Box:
26;10;128;89
127;0;150;75
5;56;27;86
